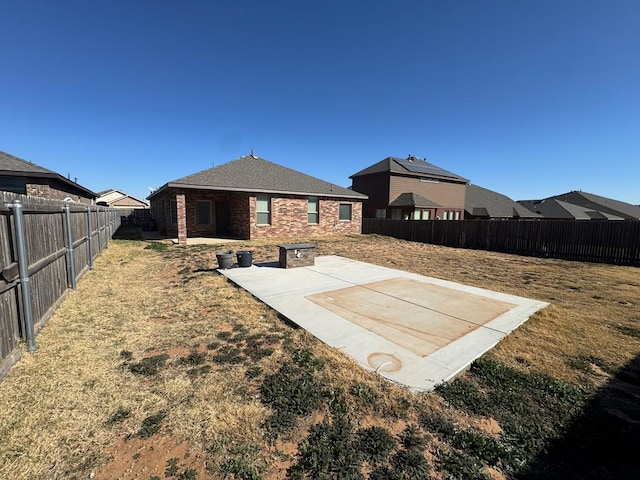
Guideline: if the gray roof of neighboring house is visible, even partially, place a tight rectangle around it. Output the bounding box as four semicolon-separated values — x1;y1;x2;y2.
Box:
465;184;541;219
0;150;97;198
350;156;469;183
388;192;441;208
552;191;640;220
518;198;625;220
149;154;367;200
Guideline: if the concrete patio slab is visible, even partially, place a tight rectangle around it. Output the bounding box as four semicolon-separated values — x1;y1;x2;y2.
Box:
220;255;548;392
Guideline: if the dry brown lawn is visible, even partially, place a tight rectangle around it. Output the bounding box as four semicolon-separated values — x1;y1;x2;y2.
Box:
0;233;638;479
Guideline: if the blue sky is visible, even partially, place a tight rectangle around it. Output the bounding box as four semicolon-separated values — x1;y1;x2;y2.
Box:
1;0;638;204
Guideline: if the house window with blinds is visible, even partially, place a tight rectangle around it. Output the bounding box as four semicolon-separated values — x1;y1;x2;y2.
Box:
308;196;319;224
256;194;271;225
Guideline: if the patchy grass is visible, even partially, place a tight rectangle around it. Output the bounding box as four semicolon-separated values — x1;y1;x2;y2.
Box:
0;235;638;479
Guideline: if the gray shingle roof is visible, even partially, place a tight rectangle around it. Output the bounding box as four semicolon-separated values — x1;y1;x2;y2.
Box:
0;151;57;175
151;155;367;199
350;156;468;183
553;191;640;220
388;192;441;208
517;198;625;220
465;184;541;218
0;150;96;198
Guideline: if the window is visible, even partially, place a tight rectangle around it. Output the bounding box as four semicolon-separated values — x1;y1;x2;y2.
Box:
391;209;402;220
375;209;386;219
339;203;352;221
170;200;177;224
256;194;271;225
413;209;430;220
308;196;319;224
454;211;461;220
196;200;211;225
0;177;27;194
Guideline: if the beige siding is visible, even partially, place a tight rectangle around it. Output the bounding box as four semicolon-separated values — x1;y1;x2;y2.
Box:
389;175;466;209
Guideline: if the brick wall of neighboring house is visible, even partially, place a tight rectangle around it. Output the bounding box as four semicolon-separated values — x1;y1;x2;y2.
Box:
25;178;94;204
249;195;362;239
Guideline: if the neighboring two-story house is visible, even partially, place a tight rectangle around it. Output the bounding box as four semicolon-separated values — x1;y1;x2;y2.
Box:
350;155;468;220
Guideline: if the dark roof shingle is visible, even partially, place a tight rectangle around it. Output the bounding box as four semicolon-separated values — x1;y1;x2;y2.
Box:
465;184;541;218
350;156;468;183
388;192;441;208
151;155;367;199
0;150;96;198
0;151;57;175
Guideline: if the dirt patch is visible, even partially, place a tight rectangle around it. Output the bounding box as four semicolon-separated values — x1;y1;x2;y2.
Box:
94;436;209;479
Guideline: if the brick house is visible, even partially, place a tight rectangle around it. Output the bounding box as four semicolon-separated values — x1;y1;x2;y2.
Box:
350;155;468;220
148;154;367;244
0;151;96;204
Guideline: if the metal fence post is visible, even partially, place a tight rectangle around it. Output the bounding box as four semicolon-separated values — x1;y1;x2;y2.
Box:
63;204;77;290
86;206;94;270
8;200;36;352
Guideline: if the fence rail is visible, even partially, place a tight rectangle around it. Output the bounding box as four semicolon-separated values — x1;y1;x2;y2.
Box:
363;218;640;266
0;192;120;378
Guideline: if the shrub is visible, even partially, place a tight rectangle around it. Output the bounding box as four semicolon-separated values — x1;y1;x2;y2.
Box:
399;425;428;450
136;411;166;438
128;354;169;376
391;447;430;479
355;426;396;464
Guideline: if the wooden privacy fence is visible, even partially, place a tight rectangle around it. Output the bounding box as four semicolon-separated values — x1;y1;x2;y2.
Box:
363;218;640;266
0;192;121;378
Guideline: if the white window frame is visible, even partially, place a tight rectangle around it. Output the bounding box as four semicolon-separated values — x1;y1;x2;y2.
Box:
256;194;271;225
308;196;319;224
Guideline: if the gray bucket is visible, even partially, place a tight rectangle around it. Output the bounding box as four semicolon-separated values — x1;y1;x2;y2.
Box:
216;250;234;269
236;250;253;268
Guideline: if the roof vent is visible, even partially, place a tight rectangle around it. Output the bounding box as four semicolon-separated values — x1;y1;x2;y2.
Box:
250;149;257;159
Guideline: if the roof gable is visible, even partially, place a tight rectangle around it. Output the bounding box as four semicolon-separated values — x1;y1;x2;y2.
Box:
151;155;366;200
97;189;148;206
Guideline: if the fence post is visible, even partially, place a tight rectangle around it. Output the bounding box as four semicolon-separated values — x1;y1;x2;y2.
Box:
7;200;36;352
86;206;94;270
104;209;109;248
96;208;102;252
63;204;77;290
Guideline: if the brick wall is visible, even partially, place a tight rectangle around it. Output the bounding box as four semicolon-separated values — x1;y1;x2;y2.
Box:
150;189;363;240
250;195;362;239
26;179;94;204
